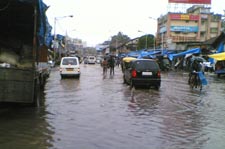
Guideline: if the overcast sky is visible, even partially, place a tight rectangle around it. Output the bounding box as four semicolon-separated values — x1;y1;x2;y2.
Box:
43;0;224;46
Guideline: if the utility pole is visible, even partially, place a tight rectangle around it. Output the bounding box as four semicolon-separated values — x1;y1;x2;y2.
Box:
53;15;73;62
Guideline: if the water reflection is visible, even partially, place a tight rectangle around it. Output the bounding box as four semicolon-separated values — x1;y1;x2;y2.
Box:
128;87;160;116
124;71;225;149
0;91;54;149
1;66;225;149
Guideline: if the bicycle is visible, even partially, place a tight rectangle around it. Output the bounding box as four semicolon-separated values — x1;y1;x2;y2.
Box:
189;71;202;91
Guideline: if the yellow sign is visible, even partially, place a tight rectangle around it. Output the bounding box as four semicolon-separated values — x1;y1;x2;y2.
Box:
181;15;190;20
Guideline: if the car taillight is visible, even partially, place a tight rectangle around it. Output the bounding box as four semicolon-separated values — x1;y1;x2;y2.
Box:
132;69;137;78
157;71;161;77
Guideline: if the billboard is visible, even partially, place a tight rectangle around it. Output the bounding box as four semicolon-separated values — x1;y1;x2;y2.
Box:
170;14;199;20
170;26;199;32
168;0;211;4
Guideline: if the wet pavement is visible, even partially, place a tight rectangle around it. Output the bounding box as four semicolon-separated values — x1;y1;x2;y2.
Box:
0;64;225;149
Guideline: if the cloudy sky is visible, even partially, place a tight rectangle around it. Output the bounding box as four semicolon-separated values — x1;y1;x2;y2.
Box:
43;0;224;46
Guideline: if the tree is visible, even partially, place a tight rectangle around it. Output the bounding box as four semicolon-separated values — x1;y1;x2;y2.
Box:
110;32;130;51
137;34;155;50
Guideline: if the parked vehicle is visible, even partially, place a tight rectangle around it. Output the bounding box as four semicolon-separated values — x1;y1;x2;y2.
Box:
0;0;51;106
59;57;80;78
96;55;103;64
123;59;161;89
48;60;55;68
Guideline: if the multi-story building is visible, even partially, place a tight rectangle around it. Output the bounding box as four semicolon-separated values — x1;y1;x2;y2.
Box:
156;5;223;51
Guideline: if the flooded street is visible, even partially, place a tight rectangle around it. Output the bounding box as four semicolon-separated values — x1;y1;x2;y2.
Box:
0;64;225;149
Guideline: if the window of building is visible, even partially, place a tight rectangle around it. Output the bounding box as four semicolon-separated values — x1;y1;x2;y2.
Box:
211;15;221;22
200;32;205;38
210;28;218;33
201;21;205;25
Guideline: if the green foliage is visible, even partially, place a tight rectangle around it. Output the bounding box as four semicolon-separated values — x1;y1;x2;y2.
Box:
137;34;155;50
110;32;130;51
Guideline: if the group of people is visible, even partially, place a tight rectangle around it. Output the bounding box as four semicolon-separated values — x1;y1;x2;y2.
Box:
102;56;116;76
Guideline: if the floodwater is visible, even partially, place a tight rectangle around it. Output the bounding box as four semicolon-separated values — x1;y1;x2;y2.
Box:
0;64;225;149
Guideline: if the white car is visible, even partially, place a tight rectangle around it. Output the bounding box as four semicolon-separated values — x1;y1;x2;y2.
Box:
87;56;96;64
59;57;80;78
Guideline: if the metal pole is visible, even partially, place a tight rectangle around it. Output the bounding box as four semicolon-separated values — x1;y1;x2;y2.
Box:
53;17;57;62
149;17;157;51
161;33;163;54
53;15;73;62
145;34;147;49
153;36;155;51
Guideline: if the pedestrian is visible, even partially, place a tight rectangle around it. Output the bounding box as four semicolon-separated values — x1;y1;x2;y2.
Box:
116;57;120;67
108;56;115;75
102;58;108;76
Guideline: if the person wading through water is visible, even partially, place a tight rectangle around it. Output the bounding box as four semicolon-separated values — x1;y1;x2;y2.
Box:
102;58;108;76
108;56;115;76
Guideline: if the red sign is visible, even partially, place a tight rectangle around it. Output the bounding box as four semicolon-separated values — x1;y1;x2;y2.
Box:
168;0;211;4
170;14;199;20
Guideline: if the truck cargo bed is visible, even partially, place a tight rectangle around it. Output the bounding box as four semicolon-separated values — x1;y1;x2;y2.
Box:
0;68;35;103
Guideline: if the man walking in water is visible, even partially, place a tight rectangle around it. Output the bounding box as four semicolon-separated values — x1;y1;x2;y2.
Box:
108;56;115;76
102;58;108;76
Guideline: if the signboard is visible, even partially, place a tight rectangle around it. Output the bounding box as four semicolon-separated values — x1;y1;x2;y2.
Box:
170;14;199;20
160;26;167;33
170;26;199;32
168;0;211;4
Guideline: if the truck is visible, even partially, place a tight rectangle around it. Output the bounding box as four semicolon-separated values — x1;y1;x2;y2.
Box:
0;0;52;106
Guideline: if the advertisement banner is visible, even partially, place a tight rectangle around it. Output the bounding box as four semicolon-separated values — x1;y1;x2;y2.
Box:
170;26;199;32
168;0;211;4
170;14;199;20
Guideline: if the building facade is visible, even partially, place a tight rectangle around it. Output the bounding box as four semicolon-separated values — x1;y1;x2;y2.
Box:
156;5;223;51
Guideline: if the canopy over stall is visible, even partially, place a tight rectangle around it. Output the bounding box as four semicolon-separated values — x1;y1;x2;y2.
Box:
208;52;225;61
168;48;201;61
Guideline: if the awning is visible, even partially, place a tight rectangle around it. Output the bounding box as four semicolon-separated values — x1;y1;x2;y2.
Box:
168;48;201;61
208;52;225;61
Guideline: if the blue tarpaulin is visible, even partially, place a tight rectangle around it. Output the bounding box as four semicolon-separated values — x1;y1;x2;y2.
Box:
17;0;52;47
127;51;141;58
168;48;201;61
198;72;208;85
37;0;52;47
137;50;161;59
216;42;224;53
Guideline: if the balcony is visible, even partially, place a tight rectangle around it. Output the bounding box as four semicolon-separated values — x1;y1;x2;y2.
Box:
156;36;200;44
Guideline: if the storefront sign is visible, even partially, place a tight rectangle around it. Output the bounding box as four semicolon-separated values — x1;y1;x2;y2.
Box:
170;26;199;32
169;0;211;4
